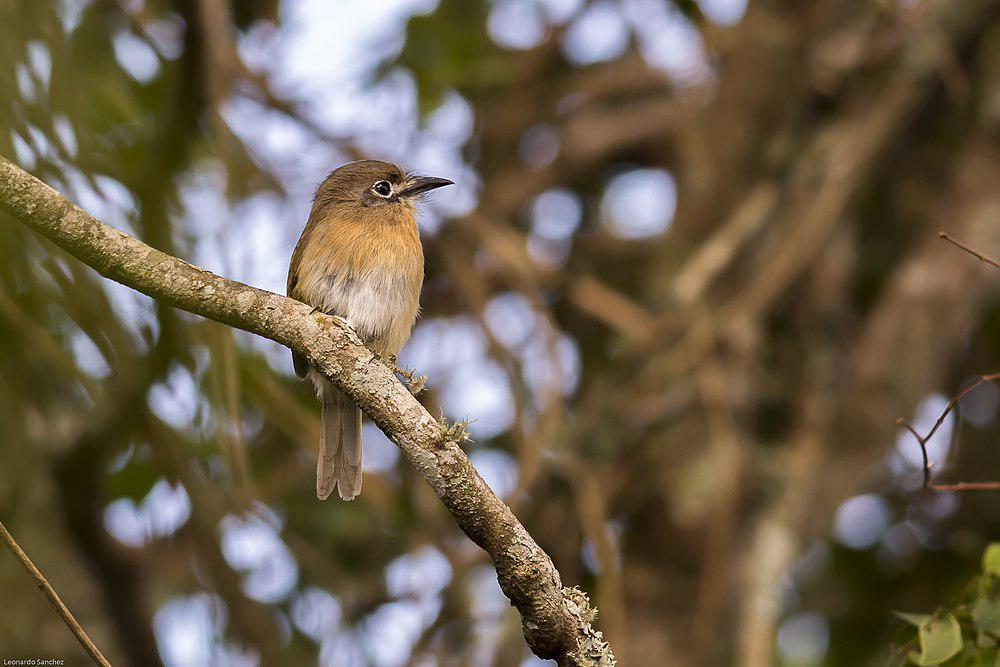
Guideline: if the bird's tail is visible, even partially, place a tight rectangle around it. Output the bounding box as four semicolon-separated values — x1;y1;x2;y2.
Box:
316;376;363;501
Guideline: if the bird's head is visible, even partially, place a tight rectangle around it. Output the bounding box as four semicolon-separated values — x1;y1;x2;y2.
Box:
312;160;453;219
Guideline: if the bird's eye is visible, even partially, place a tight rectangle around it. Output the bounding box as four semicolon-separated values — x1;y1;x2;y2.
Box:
371;180;392;198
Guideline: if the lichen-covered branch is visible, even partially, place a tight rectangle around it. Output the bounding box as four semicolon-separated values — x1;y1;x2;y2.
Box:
0;155;616;666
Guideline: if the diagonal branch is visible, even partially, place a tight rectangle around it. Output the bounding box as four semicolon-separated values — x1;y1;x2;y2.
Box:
939;231;1000;270
0;155;615;666
0;520;111;666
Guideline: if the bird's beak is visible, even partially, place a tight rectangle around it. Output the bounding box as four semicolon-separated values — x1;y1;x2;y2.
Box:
397;175;454;198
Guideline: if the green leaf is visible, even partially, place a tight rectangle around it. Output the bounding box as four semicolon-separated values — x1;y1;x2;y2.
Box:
972;599;1000;637
896;611;933;627
984;544;1000;576
908;612;963;665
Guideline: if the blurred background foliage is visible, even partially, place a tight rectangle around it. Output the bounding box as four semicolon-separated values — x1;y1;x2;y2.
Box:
1;0;999;665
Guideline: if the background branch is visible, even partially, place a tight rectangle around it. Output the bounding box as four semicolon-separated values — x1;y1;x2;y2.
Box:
0;520;111;666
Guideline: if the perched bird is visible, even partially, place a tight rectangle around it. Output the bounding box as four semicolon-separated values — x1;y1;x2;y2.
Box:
287;161;452;500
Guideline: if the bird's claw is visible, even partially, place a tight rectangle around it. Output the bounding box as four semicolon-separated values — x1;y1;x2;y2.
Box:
386;355;427;395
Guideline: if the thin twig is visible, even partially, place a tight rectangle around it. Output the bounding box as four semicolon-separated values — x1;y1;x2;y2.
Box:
895;233;1000;492
0;520;112;666
896;373;1000;492
939;231;1000;270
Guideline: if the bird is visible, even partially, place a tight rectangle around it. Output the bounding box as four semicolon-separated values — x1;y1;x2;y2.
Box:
287;160;452;501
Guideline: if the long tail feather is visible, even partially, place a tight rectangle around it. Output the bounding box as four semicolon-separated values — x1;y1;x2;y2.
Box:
317;377;363;501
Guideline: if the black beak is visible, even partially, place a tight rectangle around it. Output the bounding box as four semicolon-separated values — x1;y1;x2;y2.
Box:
397;175;454;198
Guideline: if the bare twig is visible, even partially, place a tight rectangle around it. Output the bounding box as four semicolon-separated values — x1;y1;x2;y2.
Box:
896;233;1000;492
897;373;1000;492
0;520;112;666
939;231;1000;270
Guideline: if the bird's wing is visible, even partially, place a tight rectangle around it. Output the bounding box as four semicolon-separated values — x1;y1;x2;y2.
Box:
288;215;317;380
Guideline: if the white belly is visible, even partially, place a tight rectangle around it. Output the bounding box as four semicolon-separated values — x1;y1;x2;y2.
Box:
316;268;420;356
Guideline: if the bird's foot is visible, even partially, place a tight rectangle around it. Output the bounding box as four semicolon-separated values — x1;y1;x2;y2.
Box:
386;355;427;396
